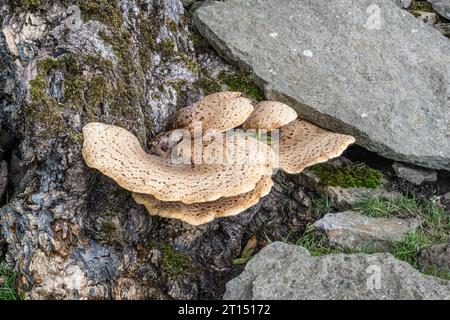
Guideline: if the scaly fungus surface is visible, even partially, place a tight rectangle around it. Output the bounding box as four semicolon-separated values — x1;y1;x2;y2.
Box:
82;91;356;225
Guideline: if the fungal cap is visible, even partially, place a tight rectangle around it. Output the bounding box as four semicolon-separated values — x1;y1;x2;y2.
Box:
194;91;243;104
278;119;356;174
82;122;270;204
242;101;298;130
132;175;273;226
173;132;275;169
172;92;254;133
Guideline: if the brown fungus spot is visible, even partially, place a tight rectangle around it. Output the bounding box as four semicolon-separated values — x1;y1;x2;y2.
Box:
172;91;253;133
242;101;298;131
278;119;356;174
82;122;270;204
132;175;273;226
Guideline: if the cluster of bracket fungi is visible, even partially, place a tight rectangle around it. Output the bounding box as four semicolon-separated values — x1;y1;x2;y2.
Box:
82;91;355;225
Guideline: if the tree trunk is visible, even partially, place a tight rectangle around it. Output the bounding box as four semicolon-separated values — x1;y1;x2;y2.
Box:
0;0;311;299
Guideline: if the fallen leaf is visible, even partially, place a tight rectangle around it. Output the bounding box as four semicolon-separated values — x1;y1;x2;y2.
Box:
233;235;257;265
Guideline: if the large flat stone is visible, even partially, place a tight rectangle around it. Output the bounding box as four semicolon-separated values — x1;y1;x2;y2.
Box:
224;242;450;300
428;0;450;19
419;241;450;271
314;211;420;251
434;23;450;37
194;0;450;170
392;162;437;185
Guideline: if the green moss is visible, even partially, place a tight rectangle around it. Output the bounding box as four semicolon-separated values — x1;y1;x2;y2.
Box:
219;71;264;102
179;53;199;73
137;14;159;70
62;54;80;75
67;130;84;145
25;101;66;140
170;80;188;102
161;245;192;276
34;55;84;101
37;58;61;74
25;4;149;145
97;217;126;247
28;60;66;140
27;54;86;143
99;30;146;136
63;75;84;100
83;76;107;119
188;31;211;52
15;0;44;10
310;163;383;189
101;221;117;234
91;205;128;246
83;54;114;71
74;0;123;29
161;38;177;57
100;31;129;62
70;55;112;125
193;77;223;95
62;56;83;100
29;75;47;100
167;18;178;33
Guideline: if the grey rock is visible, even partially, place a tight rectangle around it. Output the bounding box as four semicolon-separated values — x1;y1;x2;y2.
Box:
443;192;450;204
194;0;450;170
419;241;450;271
429;0;450;19
434;23;450;37
392;162;437;185
314;211;421;251
190;1;206;11
393;0;412;8
181;0;198;7
224;242;450;300
189;0;221;11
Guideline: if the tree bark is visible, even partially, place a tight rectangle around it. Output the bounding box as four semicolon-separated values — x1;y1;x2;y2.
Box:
0;0;311;299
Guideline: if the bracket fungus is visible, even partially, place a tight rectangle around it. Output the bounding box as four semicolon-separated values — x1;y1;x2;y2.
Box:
132;176;273;226
277;119;356;174
82;122;270;204
242;101;298;131
169;130;276;166
82;91;356;226
172;91;254;133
